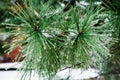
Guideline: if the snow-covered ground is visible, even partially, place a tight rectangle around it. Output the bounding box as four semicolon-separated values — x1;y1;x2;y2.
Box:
0;62;99;80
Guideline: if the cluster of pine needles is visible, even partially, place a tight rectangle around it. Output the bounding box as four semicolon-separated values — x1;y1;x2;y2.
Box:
6;0;112;80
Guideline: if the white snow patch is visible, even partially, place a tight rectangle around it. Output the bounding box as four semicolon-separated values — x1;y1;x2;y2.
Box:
0;62;22;69
0;70;41;80
54;68;99;80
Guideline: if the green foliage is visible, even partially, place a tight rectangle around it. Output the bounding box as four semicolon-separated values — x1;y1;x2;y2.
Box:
0;0;10;23
2;0;120;79
8;1;111;79
102;0;120;13
88;0;120;74
99;2;120;74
